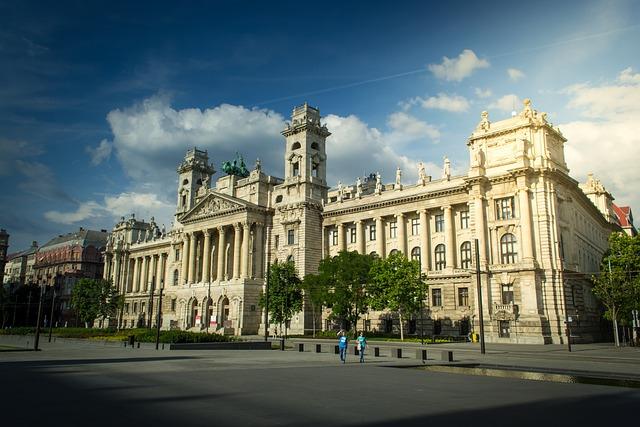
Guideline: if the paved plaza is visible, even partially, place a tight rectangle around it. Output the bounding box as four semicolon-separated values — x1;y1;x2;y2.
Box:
1;336;639;427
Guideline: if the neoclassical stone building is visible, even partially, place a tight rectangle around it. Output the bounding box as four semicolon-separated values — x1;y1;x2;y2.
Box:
104;100;618;343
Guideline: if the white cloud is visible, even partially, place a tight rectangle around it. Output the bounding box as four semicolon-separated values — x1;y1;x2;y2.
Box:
418;93;470;112
86;139;113;165
618;67;640;84
106;95;286;187
488;94;521;113
44;192;174;225
507;68;525;81
561;67;640;214
474;87;492;98
324;113;440;186
428;49;489;82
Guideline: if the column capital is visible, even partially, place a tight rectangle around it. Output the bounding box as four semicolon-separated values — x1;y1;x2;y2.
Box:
395;212;404;219
355;219;363;225
217;225;225;232
233;222;242;231
443;205;452;211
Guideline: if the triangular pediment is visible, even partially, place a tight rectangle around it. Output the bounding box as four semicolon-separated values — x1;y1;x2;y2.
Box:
180;191;248;223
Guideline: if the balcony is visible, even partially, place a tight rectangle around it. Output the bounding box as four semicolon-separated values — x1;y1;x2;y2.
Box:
492;302;518;320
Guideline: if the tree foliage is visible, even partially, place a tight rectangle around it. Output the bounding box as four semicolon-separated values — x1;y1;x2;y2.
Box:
369;252;427;340
70;278;122;326
259;261;303;336
592;233;640;345
315;251;375;333
301;272;326;337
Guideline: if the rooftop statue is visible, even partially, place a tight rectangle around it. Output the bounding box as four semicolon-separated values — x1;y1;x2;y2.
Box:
222;153;250;178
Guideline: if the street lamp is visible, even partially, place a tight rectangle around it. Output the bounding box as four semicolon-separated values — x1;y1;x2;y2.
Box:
48;274;61;342
33;280;45;351
155;278;164;350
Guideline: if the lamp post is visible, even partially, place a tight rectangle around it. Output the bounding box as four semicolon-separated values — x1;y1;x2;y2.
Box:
33;282;44;351
155;279;164;350
48;277;59;342
264;261;270;342
474;239;486;355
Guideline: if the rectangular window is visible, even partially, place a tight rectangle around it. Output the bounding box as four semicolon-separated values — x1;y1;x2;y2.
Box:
499;320;511;338
350;227;356;244
460;210;469;229
431;288;442;307
496;197;515;220
433;319;442;335
389;221;397;238
458;287;469;307
331;230;338;246
133;302;138;313
411;218;419;235
171;298;176;312
287;229;295;245
369;224;376;241
275;235;279;248
435;214;444;232
501;284;514;305
124;303;130;314
175;248;180;261
141;302;146;314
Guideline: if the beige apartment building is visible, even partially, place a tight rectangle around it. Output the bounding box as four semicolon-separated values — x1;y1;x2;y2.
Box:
104;100;618;344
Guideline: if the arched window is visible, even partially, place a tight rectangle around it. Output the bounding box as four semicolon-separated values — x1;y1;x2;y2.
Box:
434;244;446;270
286;255;295;265
411;247;421;263
291;141;301;150
173;269;179;286
460;242;472;269
389;249;399;257
369;251;378;258
500;233;518;264
311;142;319;150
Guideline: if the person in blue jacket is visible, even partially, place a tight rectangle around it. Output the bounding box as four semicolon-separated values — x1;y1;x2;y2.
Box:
337;330;348;363
357;332;367;363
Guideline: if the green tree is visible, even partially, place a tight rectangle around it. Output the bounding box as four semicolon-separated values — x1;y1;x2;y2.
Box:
259;261;302;338
592;233;640;346
71;278;121;327
301;273;326;337
369;252;427;341
316;251;374;334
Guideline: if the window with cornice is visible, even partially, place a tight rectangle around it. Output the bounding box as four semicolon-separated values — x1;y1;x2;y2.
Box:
496;197;515;220
411;218;419;235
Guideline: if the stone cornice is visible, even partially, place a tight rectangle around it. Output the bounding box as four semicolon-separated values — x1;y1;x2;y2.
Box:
323;186;468;218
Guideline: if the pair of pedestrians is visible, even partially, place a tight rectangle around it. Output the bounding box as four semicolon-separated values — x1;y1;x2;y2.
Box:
337;330;367;363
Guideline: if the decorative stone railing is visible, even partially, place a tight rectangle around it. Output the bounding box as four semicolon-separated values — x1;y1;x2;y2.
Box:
492;303;518;320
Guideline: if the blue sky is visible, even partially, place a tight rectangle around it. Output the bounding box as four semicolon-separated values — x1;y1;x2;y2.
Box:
1;0;639;251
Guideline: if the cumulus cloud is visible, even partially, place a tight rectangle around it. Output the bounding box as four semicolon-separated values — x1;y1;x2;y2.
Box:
561;68;640;213
105;95;286;189
474;87;492;98
44;192;174;225
507;68;525;81
86;139;113;165
324;113;440;186
618;67;640;84
419;93;470;112
488;94;521;113
428;49;489;82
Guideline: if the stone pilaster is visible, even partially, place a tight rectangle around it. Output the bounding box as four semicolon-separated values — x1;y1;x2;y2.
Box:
419;209;429;273
202;230;212;283
356;220;365;254
444;206;455;268
376;217;385;257
241;222;251;279
217;226;227;281
233;224;241;279
188;232;197;284
181;235;189;285
396;213;406;255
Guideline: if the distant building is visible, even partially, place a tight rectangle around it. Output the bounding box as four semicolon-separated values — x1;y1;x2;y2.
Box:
35;227;109;323
105;100;625;344
612;203;636;236
0;229;9;287
3;241;38;287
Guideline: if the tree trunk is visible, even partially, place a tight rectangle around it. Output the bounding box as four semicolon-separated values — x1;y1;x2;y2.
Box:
399;312;404;341
613;307;620;347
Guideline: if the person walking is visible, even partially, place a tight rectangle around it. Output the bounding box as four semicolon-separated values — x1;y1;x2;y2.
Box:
337;330;348;363
357;332;367;363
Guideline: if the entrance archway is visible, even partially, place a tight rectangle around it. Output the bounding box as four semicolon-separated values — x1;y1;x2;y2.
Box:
190;298;199;328
219;297;230;328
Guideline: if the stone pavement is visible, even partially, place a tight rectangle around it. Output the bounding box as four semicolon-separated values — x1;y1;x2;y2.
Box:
1;335;639;427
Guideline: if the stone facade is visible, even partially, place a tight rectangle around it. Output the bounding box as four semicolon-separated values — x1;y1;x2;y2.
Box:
105;100;619;343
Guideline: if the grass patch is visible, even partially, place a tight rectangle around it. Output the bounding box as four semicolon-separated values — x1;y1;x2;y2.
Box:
0;327;238;343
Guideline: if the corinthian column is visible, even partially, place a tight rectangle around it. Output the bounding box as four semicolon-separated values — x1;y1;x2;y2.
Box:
444;206;455;268
202;230;212;283
396;213;406;255
188;233;197;283
518;187;534;261
356;220;365;254
375;217;385;257
181;234;189;284
474;196;488;267
241;222;251;279
337;223;345;252
216;226;227;281
419;209;429;273
233;224;242;279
